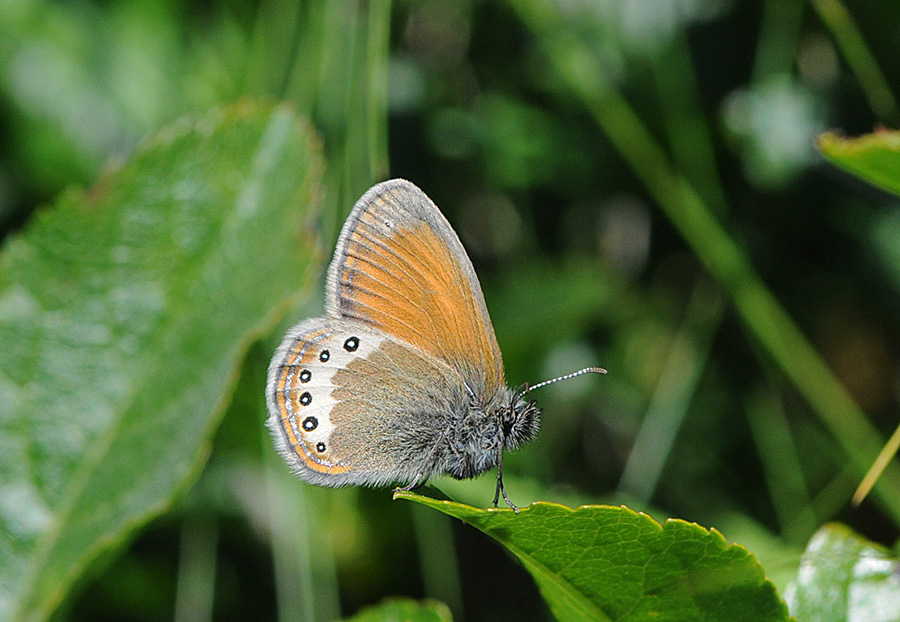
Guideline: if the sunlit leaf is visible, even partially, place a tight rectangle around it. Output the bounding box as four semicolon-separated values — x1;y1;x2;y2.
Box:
396;493;790;621
0;101;324;622
818;130;900;197
342;598;453;622
785;523;900;622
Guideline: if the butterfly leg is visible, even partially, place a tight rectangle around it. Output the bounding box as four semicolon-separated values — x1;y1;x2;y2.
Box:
493;452;520;514
393;473;427;494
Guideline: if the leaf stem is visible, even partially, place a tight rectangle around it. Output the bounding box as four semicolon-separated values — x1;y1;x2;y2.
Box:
808;0;899;123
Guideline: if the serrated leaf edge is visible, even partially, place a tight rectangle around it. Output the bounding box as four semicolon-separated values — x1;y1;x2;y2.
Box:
397;493;788;621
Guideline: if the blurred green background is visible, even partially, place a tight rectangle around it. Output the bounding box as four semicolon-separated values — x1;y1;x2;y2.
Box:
3;0;900;620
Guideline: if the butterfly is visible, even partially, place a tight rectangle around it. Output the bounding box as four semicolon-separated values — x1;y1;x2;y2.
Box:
266;179;604;511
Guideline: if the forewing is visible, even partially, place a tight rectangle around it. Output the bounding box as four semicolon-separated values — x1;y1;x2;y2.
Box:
325;179;505;394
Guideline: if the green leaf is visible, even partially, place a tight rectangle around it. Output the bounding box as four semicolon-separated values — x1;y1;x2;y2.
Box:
785;523;900;622
342;598;453;622
818;130;900;197
0;101;324;622
395;493;790;621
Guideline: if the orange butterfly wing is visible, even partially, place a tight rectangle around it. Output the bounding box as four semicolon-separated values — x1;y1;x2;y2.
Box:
324;179;505;394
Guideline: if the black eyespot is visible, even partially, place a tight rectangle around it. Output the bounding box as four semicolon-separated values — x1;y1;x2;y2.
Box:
299;369;311;383
302;416;318;431
319;349;330;362
343;336;359;352
299;392;312;406
316;442;326;452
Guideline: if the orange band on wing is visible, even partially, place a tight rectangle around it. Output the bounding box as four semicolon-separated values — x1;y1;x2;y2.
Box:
274;333;351;475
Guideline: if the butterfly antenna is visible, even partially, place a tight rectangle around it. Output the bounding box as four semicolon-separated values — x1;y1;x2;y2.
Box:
520;366;607;397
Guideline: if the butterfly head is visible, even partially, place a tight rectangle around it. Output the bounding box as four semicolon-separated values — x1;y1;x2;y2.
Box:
498;390;541;451
500;366;608;452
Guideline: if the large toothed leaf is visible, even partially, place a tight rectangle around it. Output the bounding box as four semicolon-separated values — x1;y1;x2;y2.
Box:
785;523;900;622
818;130;900;197
396;493;790;621
0;102;324;622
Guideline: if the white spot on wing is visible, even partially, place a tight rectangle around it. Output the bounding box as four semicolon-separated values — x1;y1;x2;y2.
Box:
283;330;384;449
